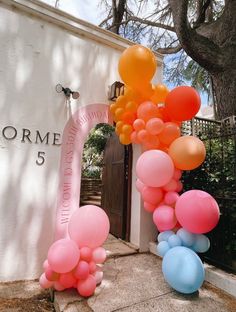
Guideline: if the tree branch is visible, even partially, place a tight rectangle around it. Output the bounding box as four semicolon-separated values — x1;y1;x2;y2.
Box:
126;15;175;32
168;0;224;72
99;14;112;27
157;44;182;54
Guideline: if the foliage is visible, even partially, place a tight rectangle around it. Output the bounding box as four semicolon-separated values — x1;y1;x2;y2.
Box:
82;124;114;178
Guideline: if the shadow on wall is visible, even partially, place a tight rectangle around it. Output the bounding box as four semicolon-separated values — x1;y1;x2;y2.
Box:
0;4;116;281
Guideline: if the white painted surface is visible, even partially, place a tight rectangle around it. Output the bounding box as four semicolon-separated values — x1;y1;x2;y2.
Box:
0;0;163;281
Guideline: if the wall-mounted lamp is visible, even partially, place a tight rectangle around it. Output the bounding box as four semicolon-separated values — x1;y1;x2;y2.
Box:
108;81;124;101
55;84;80;99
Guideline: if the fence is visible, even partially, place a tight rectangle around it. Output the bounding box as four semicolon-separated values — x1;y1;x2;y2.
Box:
182;116;236;273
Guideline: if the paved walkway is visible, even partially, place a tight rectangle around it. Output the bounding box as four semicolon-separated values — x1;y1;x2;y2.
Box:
54;235;236;312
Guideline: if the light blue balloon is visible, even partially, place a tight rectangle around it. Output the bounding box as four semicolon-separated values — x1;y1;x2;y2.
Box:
157;241;170;257
157;231;175;243
162;246;205;294
168;234;182;248
192;235;210;253
177;228;196;247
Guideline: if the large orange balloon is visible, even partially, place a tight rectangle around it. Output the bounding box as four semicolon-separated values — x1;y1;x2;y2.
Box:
168;136;206;170
165;86;201;121
118;45;157;88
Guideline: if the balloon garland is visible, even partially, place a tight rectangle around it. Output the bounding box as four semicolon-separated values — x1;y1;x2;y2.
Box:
111;44;220;294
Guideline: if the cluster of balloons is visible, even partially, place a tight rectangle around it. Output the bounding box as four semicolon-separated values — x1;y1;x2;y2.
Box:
40;205;110;297
110;44;220;294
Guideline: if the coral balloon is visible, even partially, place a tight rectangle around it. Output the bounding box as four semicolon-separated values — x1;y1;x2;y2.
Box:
74;261;90;280
45;267;59;281
141;186;163;205
137;101;161;122
146;118;164;135
137;129;150;144
118;45;156;88
163;179;178;192
153;205;177;232
164;191;180;205
47;239;80;273
130;132;140;144
175;190;220;234
59;272;77;289
136;150;174;187
169;136;206;170
133;119;146;131
143;202;156;213
80;247;92;262
77;275;96;297
68;205;110;249
158;122;180;146
165;86;201;121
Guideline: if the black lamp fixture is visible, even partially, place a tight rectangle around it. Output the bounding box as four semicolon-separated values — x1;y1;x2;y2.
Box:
55;84;80;99
108;81;124;101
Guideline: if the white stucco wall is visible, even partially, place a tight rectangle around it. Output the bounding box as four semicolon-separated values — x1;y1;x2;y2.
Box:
0;0;163;281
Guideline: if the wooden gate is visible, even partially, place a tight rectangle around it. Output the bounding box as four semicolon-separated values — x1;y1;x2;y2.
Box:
101;133;132;240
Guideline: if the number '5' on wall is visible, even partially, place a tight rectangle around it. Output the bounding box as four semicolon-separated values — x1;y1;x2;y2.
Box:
36;151;45;166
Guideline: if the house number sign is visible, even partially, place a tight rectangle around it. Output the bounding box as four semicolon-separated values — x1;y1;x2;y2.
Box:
1;125;61;166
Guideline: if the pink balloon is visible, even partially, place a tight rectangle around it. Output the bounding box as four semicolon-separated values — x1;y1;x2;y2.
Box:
68;205;110;249
59;272;77;289
43;259;50;271
153;205;177;232
80;247;93;262
141;186;163;205
45;266;59;281
54;281;65;291
163;179;178;192
77;275;96;297
48;239;80;273
89;261;97;274
175;190;220;234
93;270;103;285
74;261;90;280
135;179;145;193
146;118;164;135
143;202;156;213
164;192;180;205
176;180;183;192
39;273;53;289
92;247;107;264
136;150;174;187
173;169;182;180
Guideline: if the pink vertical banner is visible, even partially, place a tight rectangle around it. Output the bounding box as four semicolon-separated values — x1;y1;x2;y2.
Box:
55;104;112;240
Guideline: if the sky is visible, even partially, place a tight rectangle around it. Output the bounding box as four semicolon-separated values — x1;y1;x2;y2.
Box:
40;0;208;105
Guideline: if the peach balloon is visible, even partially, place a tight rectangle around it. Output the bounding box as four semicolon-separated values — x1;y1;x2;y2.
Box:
137;129;150;143
168;136;206;170
137;101;161;122
146;118;164;135
130;132;140;144
158;122;181;146
163;179;178;192
133;119;146;131
118;45;156;88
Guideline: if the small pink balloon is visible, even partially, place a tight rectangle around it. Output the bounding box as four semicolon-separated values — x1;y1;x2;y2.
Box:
173;169;182;180
43;259;50;271
77;275;96;297
92;247;107;264
176;180;183;192
89;261;97;274
74;261;90;280
45;267;60;281
59;272;77;289
39;273;53;289
93;270;103;285
48;239;80;273
136;150;174;187
153;205;177;232
146;118;164;135
175;190;220;234
141;186;163;205
143;202;156;213
68;205;110;249
163;179;178;192
54;281;65;291
164;192;180;205
80;247;93;262
135;179;145;193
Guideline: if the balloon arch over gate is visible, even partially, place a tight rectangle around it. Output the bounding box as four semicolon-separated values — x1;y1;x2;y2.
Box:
39;45;220;297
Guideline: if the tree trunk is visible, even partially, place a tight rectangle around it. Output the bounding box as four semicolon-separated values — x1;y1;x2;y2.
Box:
211;69;236;120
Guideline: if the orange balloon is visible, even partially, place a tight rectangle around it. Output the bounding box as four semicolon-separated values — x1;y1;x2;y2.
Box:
165;86;201;121
119;133;131;145
115;107;125;120
143;135;160;150
137;101;161;122
158;122;181;146
115;121;124;135
110;103;117;114
151;84;169;104
118;45;157;88
168;136;206;170
122;124;133;135
125;101;139;112
124;86;145;103
139;83;155;98
121;111;136;125
116;95;127;108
